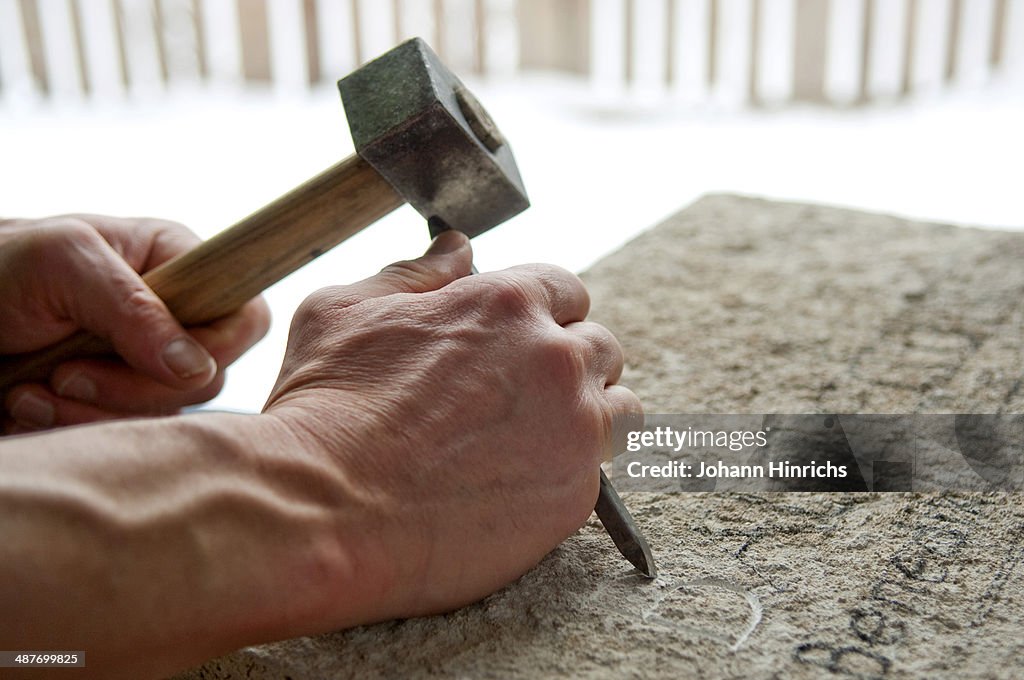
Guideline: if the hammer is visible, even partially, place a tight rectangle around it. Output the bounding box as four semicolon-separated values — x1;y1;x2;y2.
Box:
0;38;654;578
0;39;524;390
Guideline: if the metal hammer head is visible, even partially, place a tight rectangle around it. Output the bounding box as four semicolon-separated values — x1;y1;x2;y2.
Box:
338;38;529;239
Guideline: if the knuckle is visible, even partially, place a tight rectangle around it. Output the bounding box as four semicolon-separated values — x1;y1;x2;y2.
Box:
621;388;644;417
519;262;575;281
139;217;193;235
546;264;582;289
14;218;104;272
528;263;589;298
477;277;536;320
535;332;588;391
292;291;334;330
119;285;167;325
297;286;339;315
291;286;354;335
10;216;111;272
585;321;620;355
379;259;430;288
142;217;201;247
602;333;625;371
247;298;273;338
38;218;102;251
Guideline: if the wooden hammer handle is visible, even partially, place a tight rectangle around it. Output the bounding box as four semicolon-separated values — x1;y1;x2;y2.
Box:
0;154;403;393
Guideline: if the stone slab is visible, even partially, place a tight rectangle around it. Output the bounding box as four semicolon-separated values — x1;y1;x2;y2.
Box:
177;195;1024;680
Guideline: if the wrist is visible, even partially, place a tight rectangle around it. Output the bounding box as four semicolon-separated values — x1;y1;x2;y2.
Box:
257;399;412;628
225;406;423;639
178;410;376;640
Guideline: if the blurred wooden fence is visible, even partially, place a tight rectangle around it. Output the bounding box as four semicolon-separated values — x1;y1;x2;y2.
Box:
1;0;1021;107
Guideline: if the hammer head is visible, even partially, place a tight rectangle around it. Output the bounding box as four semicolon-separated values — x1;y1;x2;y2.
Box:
338;38;529;239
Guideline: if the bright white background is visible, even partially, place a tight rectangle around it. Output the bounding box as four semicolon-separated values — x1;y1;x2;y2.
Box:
2;73;1022;411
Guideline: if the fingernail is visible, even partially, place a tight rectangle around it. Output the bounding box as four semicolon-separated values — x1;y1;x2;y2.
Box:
10;392;55;428
56;373;98;402
426;229;467;255
161;336;215;380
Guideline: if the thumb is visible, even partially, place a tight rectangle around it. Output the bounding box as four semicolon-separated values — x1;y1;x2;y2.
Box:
330;229;473;309
56;225;216;390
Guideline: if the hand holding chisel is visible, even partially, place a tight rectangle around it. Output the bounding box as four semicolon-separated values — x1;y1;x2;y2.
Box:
431;219;657;579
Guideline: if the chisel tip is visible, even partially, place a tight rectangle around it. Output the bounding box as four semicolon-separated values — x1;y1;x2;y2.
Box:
594;469;658;579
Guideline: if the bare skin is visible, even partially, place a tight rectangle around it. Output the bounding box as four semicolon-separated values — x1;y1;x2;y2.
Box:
0;215;270;431
0;221;641;679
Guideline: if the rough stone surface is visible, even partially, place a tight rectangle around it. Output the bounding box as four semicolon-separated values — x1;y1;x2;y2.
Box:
176;195;1024;680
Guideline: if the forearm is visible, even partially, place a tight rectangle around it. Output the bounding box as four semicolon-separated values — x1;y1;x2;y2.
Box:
0;412;363;679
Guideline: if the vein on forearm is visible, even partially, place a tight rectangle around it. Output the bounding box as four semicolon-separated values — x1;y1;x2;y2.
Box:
0;412;360;677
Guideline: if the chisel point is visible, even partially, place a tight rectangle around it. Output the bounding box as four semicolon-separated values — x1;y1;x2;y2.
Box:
594;469;657;578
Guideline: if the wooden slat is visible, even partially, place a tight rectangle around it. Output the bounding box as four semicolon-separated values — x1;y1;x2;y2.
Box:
13;0;1017;108
900;0;916;93
266;0;309;93
154;0;170;81
748;0;759;102
76;0;125;98
590;0;628;94
480;0;517;76
192;0;208;78
864;0;909;100
439;0;476;74
0;0;41;103
117;0;166;94
396;0;433;44
302;0;319;83
792;0;828;102
353;0;395;63
473;0;484;74
707;0;715;85
953;0;996;85
990;0;1007;67
1003;0;1024;79
670;0;711;102
67;0;89;93
625;0;634;83
36;0;84;99
517;0;588;74
157;0;203;87
712;0;754;106
199;0;244;85
908;0;952;93
944;0;961;80
754;0;795;105
316;0;356;81
237;0;272;82
824;0;864;104
432;0;444;59
19;0;50;94
631;0;669;98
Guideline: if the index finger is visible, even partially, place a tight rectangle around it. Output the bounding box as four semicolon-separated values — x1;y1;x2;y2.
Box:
70;214;201;273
